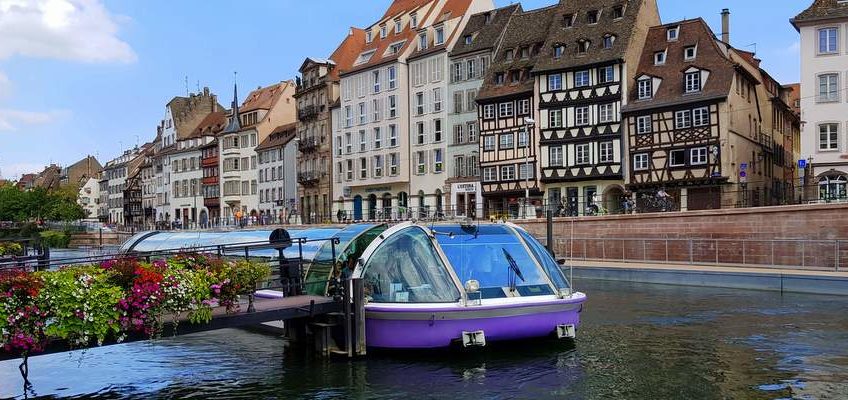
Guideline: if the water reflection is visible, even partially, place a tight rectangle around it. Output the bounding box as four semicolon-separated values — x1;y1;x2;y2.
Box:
1;280;846;399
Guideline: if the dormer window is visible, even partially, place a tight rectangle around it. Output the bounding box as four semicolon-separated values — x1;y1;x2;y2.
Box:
520;46;530;59
505;49;514;61
435;26;445;45
613;5;624;19
603;34;616;49
667;27;679;41
394;19;402;34
366;30;373;43
380;24;387;38
587;10;599;24
654;51;666;65
563;14;574;28
637;78;653;99
418;32;428;50
553;44;565;59
411;13;418;28
484;12;493;24
510;70;521;84
465;35;473;45
684;46;697;61
577;40;590;54
495;72;505;85
685;71;701;93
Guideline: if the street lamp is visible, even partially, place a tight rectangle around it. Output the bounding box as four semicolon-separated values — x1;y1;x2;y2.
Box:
523;117;535;219
285;136;300;225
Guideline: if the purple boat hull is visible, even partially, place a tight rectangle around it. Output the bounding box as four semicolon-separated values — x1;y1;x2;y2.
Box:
364;294;586;349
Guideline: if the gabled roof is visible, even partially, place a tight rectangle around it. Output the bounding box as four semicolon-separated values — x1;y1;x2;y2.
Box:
477;4;559;100
328;28;366;81
622;18;737;113
408;0;478;61
792;0;848;29
255;123;297;151
382;0;431;20
241;81;293;113
450;4;521;58
190;111;228;138
534;0;656;73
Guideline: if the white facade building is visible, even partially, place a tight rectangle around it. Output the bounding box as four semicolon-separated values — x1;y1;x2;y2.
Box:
793;1;848;200
170;136;215;228
78;177;100;221
256;124;298;224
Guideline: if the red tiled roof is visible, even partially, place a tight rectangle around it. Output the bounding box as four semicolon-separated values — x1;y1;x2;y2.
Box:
241;81;293;113
329;28;366;81
382;0;431;20
256;123;297;151
190;111;227;138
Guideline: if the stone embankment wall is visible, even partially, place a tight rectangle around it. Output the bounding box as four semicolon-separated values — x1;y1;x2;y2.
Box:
518;203;848;270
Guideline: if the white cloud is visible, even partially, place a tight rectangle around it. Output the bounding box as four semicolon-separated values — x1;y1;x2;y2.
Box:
0;108;70;131
0;0;136;63
1;162;44;180
0;70;9;99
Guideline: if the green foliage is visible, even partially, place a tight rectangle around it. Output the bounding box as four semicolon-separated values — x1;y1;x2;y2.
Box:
38;266;124;347
225;260;272;295
0;185;86;223
0;242;24;256
39;230;71;249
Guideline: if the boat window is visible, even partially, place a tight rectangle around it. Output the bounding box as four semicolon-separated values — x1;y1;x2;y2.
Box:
362;226;461;303
515;228;570;290
304;224;387;296
436;225;553;298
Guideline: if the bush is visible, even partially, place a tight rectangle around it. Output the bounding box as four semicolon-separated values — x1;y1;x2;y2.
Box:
39;230;70;249
0;242;24;256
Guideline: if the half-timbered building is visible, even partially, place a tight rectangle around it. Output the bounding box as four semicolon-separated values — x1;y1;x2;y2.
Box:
622;16;797;210
476;5;558;218
534;0;659;215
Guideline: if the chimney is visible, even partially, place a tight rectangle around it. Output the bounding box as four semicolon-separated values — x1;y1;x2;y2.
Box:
721;8;730;44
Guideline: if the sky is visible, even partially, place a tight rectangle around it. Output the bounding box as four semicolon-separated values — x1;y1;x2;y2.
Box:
0;0;807;181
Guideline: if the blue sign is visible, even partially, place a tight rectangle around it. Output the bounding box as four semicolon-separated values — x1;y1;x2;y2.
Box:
740;163;748;170
798;159;807;169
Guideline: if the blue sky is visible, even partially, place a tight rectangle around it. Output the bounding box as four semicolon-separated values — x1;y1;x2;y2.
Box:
0;0;806;180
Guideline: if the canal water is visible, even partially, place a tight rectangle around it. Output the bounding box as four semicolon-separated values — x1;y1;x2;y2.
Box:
2;279;847;399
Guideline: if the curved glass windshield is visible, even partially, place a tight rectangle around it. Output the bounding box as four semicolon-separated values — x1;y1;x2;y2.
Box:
435;225;554;299
515;227;569;290
304;224;387;296
362;226;460;303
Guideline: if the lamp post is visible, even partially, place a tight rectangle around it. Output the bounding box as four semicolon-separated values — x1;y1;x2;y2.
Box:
285;136;300;225
523;117;536;219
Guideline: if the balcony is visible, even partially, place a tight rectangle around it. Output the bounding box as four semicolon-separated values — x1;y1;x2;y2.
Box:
295;76;327;96
297;136;319;153
201;156;219;167
202;176;219;186
297;171;323;187
297;105;322;122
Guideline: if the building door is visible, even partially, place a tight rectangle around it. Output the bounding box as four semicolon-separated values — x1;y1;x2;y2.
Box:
368;194;377;220
353;195;363;221
548;188;562;214
566;188;579;216
456;193;466;217
584;186;597;215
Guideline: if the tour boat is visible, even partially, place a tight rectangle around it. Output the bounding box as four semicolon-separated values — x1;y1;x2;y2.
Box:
353;221;586;349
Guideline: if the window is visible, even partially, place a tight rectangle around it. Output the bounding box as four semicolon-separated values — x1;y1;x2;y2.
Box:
499;133;514;149
484;104;495;119
359;102;366;124
435;26;445;45
667;27;679;41
390;153;399;175
637;115;652;134
510;70;521;83
599;103;615;123
388;66;397;89
520;46;530;59
345;132;352;153
517;99;530;115
452;62;463;82
466;89;477;112
467;122;477;142
468;155;479;177
389;124;398;147
466;59;476;80
575;106;590;126
373;127;382;149
685;71;701;93
380;25;387;38
638;79;652;99
633;154;649;170
675;110;692;129
517;130;528;148
394;18;402;34
693;107;709;127
613;5;624;19
549;146;563;167
519;163;534;179
587;10;599;24
549;109;563;128
548;74;562;91
690;147;708;165
415;92;425;115
483;167;496;182
372;99;381;121
453;91;464;113
374;155;383;177
359;130;367;152
603;34;615;49
373;70;381;93
553;45;565;59
654;51;666;65
464;35;473;45
418;33;428;50
818;74;839;102
501;165;516;180
417;122;426;145
416;151;426;174
599;66;614;84
819;27;839;54
495;72;505;85
563;14;574;28
684;46;697;61
820;123;839;150
577;40;590;54
366;30;373;43
483;136;495;151
479;56;489;76
388;95;397;117
505;49;514;61
575;70;590;87
360;158;367;179
346;160;353;180
336;162;343;182
499;102;514;117
411;13;418;28
433;149;443;173
453;124;465;144
599;142;614;163
669;149;685;167
433;88;442;112
433;119;443;142
575;144;590;165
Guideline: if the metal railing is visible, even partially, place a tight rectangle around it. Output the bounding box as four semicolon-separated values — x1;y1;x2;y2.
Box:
549;237;845;272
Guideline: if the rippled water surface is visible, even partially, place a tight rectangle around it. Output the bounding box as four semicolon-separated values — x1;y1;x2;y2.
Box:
2;279;847;399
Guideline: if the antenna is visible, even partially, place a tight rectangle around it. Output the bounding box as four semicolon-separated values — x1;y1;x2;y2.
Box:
196;80;200;93
184;75;189;96
745;43;757;55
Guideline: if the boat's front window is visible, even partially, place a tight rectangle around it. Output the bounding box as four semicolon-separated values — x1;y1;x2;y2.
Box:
515;228;570;290
435;225;554;299
362;226;461;303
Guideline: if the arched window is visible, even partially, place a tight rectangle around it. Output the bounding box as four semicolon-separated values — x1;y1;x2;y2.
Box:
819;174;848;200
362;226;460;303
